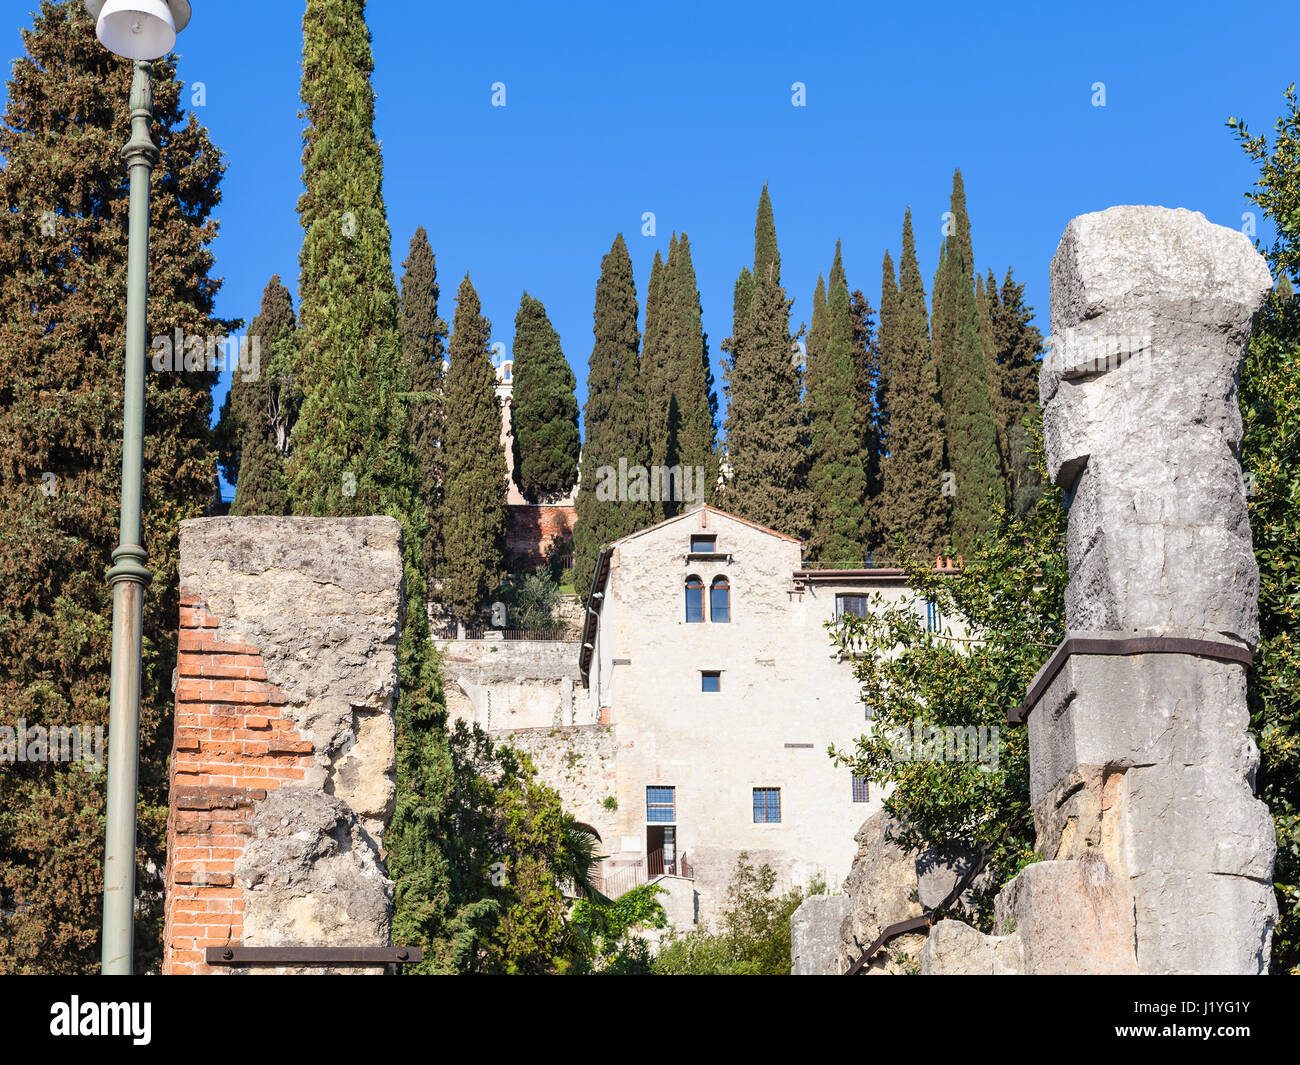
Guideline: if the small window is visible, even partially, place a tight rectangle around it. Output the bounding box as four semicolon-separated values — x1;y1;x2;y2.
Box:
701;671;721;693
647;786;676;823
690;534;717;554
685;576;704;623
836;595;868;620
925;599;942;633
753;787;781;823
710;576;730;623
852;775;870;803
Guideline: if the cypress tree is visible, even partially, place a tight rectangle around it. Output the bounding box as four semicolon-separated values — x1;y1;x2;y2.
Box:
664;234;718;505
722;187;807;535
575;234;648;580
989;268;1045;515
850;288;883;550
975;273;1005;500
511;294;580;502
439;277;508;620
805;242;868;563
216;277;296;516
287;0;408;519
933;170;1001;550
399;227;447;584
640;248;668;472
0;1;236;973
877;210;948;558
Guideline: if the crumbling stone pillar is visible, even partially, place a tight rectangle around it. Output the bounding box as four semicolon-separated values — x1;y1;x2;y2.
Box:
922;206;1276;975
162;517;402;975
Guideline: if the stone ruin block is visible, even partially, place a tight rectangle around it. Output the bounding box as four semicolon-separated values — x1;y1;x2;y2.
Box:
163;516;403;975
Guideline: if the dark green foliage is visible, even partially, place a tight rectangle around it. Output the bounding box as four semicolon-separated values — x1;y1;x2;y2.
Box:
575;234;649;580
0;1;235;972
831;436;1067;926
511;293;580;501
722;187;807;536
987;269;1044;515
1231;87;1300;972
569;883;667;974
216;277;296;516
850;289;883;551
932;171;1001;550
652;853;814;974
438;277;508;621
286;0;408;519
876;212;948;558
645;234;717;516
394;719;605;974
805;242;868;563
399;227;447;585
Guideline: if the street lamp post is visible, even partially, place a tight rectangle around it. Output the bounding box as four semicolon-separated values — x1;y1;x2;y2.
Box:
84;0;193;976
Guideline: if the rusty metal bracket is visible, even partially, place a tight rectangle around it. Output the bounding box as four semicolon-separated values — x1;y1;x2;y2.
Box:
843;839;992;976
1009;635;1254;725
205;946;421;966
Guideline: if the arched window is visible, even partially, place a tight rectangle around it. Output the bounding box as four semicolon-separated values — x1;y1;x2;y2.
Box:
685;576;704;623
710;576;730;623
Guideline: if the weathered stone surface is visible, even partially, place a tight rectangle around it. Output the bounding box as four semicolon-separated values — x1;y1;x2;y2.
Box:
180;516;402;841
791;895;850;975
993;858;1138;974
1027;642;1257;806
924;207;1276;976
837;810;981;974
1043;207;1270;643
1131;870;1277;974
236;788;393;974
920;920;1023;975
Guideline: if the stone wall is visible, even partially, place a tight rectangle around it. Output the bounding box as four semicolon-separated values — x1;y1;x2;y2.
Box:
494;724;618;847
439;638;586;731
163;517;402;975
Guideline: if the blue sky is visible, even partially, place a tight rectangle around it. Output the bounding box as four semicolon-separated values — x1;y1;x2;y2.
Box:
4;0;1297;499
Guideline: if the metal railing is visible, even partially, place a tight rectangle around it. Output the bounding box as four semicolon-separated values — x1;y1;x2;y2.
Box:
431;624;578;642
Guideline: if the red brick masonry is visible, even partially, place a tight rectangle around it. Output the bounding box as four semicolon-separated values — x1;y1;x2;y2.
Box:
162;591;314;974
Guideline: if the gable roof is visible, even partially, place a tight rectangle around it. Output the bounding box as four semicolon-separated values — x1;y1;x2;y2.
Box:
607;503;802;548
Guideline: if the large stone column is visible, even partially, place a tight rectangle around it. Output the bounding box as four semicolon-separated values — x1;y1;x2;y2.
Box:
922;206;1276;975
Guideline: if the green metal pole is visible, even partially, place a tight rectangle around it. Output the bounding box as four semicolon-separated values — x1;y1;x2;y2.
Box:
101;59;157;976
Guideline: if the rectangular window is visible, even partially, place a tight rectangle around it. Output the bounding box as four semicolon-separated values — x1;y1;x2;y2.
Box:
647;786;676;823
925;599;942;633
690;534;717;554
701;671;721;693
836;595;869;620
752;787;781;823
852;775;870;803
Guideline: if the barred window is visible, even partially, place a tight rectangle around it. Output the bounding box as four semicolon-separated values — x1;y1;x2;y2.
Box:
852;775;870;803
925;599;942;633
753;787;781;823
836;595;868;620
647;786;676;823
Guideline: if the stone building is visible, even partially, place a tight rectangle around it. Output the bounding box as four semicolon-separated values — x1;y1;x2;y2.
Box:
445;502;961;927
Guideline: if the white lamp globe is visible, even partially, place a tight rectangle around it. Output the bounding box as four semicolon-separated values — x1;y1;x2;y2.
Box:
84;0;192;61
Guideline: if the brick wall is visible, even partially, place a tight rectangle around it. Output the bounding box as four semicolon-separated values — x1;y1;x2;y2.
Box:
507;504;577;565
163;594;314;974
